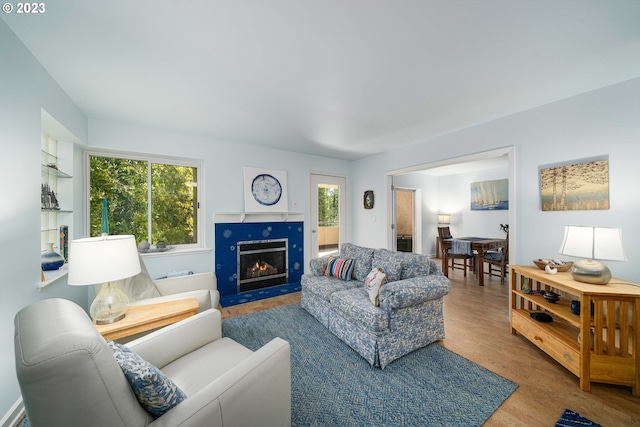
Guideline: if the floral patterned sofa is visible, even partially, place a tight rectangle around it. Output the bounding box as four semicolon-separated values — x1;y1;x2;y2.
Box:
301;243;451;369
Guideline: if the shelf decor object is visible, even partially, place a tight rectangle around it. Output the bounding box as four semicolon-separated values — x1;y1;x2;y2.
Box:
100;198;109;236
59;225;69;262
558;225;627;285
41;243;65;271
67;235;141;324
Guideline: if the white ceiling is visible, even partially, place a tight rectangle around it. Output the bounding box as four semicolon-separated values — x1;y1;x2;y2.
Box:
4;1;640;161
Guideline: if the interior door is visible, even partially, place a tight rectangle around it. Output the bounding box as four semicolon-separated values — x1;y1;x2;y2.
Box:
392;186;422;253
395;188;415;252
310;173;347;259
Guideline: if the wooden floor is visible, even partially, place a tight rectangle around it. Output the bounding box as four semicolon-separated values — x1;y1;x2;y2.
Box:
220;267;640;427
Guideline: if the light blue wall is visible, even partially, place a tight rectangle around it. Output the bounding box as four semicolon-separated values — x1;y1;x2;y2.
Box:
87;119;352;279
394;168;509;257
2;13;640;419
438;168;510;239
0;20;89;415
352;78;640;283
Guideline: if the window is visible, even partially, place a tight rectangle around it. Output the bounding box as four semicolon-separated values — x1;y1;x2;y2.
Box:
86;152;202;250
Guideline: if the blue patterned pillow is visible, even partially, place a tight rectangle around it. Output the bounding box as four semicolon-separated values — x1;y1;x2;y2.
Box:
107;339;186;418
325;256;355;280
373;249;403;282
340;243;374;281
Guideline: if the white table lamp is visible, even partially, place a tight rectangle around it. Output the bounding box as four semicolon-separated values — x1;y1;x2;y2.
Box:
437;214;451;224
558;225;627;285
68;235;141;324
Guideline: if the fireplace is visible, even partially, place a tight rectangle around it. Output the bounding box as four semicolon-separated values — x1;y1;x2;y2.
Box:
214;213;303;307
237;239;288;292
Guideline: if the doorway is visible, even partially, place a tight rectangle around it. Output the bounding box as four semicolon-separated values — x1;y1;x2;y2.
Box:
394;188;416;252
309;173;347;259
385;146;515;261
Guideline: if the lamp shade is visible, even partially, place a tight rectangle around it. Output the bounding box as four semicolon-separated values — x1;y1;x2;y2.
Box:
68;235;141;286
437;214;451;224
558;226;627;261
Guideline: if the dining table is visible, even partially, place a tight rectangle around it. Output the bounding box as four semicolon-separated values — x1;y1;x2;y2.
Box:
440;237;507;286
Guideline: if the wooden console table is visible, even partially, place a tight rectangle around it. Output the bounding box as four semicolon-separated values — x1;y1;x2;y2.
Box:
510;265;640;395
95;298;199;340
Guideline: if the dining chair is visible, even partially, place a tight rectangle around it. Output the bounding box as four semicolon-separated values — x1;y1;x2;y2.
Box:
437;226;452;241
438;227;475;277
484;232;509;284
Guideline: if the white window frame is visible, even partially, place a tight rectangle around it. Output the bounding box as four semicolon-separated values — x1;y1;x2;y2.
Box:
83;149;205;254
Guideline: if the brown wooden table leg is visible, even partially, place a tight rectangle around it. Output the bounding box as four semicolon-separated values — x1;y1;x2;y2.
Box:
477;252;485;286
442;251;449;277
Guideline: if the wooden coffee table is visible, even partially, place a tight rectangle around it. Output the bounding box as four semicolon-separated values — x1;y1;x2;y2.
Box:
95;298;199;340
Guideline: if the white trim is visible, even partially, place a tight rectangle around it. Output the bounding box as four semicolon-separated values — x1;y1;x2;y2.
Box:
1;397;24;427
139;246;212;257
82;150;205;248
308;172;348;260
385;146;516;264
213;212;305;223
37;264;69;289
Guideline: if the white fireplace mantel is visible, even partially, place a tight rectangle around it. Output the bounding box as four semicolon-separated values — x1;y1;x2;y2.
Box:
213;212;305;224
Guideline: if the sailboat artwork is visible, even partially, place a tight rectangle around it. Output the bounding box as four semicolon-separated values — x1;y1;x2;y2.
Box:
470;179;508;210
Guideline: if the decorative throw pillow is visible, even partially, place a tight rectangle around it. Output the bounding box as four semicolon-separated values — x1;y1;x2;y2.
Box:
106;339;186;418
364;267;387;306
325;256;355;280
373;249;403;282
117;254;162;301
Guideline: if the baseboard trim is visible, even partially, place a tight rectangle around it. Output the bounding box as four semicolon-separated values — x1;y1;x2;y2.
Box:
1;398;24;427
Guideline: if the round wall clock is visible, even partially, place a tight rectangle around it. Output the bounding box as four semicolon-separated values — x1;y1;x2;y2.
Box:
251;173;282;206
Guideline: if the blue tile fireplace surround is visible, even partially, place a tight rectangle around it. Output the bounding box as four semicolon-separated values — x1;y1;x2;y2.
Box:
214;215;304;307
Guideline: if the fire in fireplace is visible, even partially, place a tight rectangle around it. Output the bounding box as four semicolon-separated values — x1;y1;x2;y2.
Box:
247;260;278;278
237;239;288;292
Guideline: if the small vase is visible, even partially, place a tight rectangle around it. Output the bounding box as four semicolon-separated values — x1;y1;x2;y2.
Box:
41;243;65;271
100;198;109;236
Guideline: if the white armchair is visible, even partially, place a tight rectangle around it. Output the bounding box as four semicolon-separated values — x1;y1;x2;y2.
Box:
134;271;220;312
94;255;220;314
15;298;291;427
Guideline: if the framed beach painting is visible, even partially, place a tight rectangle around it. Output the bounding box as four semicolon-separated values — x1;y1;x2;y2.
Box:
244;167;289;213
539;155;609;211
470;179;508;210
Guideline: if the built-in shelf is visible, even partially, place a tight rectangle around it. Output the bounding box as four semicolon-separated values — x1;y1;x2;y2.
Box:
40;133;73;288
41;209;72;213
38;264;68;289
41;163;71;178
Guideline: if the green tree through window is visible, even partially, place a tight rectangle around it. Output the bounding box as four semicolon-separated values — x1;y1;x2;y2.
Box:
89;154;199;247
318;185;339;227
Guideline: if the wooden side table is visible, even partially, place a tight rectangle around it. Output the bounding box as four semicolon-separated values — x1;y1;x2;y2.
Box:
95;298;199;340
510;265;640;395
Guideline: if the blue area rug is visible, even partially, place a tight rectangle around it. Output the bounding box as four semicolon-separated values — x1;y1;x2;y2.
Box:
556;409;602;427
222;303;517;426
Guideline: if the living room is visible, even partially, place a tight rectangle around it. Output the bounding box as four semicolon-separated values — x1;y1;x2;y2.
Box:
2;1;640;425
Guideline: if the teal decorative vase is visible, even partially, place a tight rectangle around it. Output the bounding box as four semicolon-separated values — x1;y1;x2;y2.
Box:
41;243;65;271
100;198;109;236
